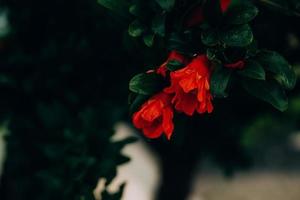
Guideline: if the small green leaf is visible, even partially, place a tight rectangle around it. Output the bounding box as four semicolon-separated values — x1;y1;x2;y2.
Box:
152;14;166;37
129;5;139;16
256;50;297;89
225;4;259;25
242;79;288;112
129;94;150;114
201;28;219;46
167;33;199;55
220;24;253;47
143;34;155;47
98;0;129;17
238;60;265;80
166;60;185;71
155;0;175;11
207;48;217;60
129;73;165;95
210;65;232;97
128;20;145;37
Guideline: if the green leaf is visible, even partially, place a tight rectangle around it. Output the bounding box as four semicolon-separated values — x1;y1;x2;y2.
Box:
238;60;265;80
129;73;165;95
242;79;288;112
207;48;217;60
166;60;185;71
152;14;166;37
167;32;197;54
98;0;129;17
129;5;139;16
155;0;175;11
225;4;259;25
210;65;232;97
201;28;219;46
129;94;150;114
128;20;145;37
256;50;297;89
220;24;253;47
143;34;155;47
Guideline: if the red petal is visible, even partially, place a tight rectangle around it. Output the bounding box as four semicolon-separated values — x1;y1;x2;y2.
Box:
174;90;198;116
143;121;164;139
224;60;245;69
221;0;232;13
162;107;174;140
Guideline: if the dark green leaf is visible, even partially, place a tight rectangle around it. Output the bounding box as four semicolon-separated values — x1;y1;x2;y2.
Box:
225;4;259;25
207;48;217;60
238;60;265;80
98;0;129;17
128;20;145;37
210;65;232;97
166;60;185;71
143;34;155;47
129;5;139;16
257;50;297;89
242;79;288;111
129;73;165;95
129;94;150;114
155;0;175;11
201;28;219;46
152;14;166;37
220;24;253;47
167;32;197;54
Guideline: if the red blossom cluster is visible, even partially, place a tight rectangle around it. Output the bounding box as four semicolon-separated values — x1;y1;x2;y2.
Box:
131;0;246;140
133;51;214;140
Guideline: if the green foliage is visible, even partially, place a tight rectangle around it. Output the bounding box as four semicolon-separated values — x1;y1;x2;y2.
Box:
256;50;297;90
128;93;150;114
155;0;175;11
152;14;166;37
238;60;266;80
143;34;155;47
166;60;185;71
225;3;259;25
98;0;130;17
0;0;139;199
220;24;253;47
128;20;146;37
124;0;296;112
210;64;232;97
242;79;288;111
129;73;166;95
201;28;219;46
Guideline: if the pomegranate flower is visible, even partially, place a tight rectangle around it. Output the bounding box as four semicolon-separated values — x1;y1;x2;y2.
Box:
164;55;214;116
132;92;174;140
157;51;190;77
186;0;232;27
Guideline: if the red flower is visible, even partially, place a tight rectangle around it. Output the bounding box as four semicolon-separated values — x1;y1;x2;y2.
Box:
132;92;174;140
220;0;232;13
164;55;213;116
224;60;245;69
185;0;232;27
157;51;190;77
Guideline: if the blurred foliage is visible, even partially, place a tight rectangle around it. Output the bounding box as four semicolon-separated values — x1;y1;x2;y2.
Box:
0;0;138;199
